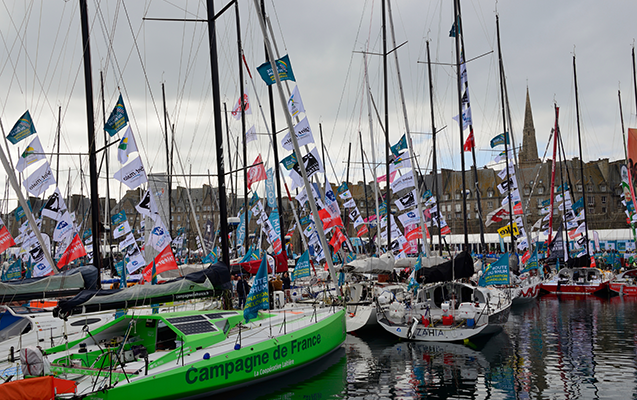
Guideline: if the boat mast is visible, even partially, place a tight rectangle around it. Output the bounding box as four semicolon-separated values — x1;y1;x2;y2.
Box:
100;73;113;273
547;105;560;257
252;0;339;286
79;0;102;283
345;141;352;236
618;90;637;247
260;0;286;245
496;15;515;254
426;41;443;256
223;103;234;216
359;132;373;255
456;0;485;255
205;0;230;267
235;2;249;258
162;83;172;239
363;51;382;255
382;0;392;254
572;55;590;256
386;0;429;256
453;0;469;249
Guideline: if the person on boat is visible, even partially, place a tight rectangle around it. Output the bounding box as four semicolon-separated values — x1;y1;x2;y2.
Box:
282;271;292;302
237;274;250;309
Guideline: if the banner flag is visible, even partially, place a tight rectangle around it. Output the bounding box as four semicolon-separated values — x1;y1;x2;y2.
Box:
281;116;315;151
245;125;257;143
117;126;139;164
105;94;129;136
42;188;67;220
257;54;296;86
57;234;87;268
292;250;310;281
247;154;267;190
287;85;306;117
23;161;55;197
231;92;252;120
0;226;15;254
7;110;36;144
113;156;147;189
16;136;46;173
243;256;270;322
142;246;178;282
490;132;510;148
478;253;510;286
135;190;160;221
390;134;407;157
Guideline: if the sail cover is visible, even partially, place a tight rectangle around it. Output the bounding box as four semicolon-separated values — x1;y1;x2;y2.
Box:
416;251;475;284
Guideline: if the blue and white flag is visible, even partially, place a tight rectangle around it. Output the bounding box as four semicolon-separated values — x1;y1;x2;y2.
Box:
2;260;21;281
520;247;539;274
202;248;218;264
292;250;310;281
265;168;277;208
244;256;270;323
478;253;510;286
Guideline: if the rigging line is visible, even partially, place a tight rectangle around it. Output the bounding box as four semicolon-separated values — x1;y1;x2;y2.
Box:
0;1;70;129
119;1;165;174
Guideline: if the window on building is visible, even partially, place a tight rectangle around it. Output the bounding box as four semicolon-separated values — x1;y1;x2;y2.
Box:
177;207;182;212
577;184;583;192
487;190;494;198
588;207;594;215
475;213;479;219
443;194;450;200
602;207;607;214
177;216;181;222
600;184;607;192
488;200;494;209
455;204;461;212
538;186;544;194
587;185;593;192
466;191;472;199
467;212;471;219
455;192;461;200
524;186;530;196
587;196;594;206
601;195;607;204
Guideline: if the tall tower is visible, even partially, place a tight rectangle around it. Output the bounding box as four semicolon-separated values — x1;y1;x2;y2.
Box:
520;87;539;164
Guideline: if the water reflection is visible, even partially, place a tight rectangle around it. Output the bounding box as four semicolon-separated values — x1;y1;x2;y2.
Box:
226;296;637;399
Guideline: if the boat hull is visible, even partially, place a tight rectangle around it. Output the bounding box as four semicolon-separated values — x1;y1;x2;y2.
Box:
377;317;492;342
540;282;608;295
345;303;377;332
609;282;637;295
80;309;346;400
511;281;542;306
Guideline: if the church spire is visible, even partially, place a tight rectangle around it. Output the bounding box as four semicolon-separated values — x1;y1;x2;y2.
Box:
520;86;539;164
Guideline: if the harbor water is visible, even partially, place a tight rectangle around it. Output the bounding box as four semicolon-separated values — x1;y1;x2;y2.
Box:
229;294;637;399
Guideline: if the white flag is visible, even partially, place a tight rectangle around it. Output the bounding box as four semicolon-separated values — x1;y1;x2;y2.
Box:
245;125;257;143
16;136;46;173
397;210;421;228
287;85;306;117
23;161;56;197
113;156;147;190
42;188;67;220
231;92;251;120
119;232;136;251
117;126;139;164
149;218;171;251
125;243;146;274
136;190;160;221
281;117;315;151
53;211;74;242
391;170;415;193
113;220;132;239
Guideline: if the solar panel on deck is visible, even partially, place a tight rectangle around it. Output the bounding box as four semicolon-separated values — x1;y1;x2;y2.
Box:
166;315;206;324
174;321;218;335
205;312;238;320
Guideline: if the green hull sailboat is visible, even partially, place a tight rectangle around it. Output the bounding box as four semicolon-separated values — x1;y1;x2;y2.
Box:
42;306;345;399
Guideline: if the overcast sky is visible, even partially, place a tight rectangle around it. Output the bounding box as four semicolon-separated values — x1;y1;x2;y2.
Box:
1;0;636;211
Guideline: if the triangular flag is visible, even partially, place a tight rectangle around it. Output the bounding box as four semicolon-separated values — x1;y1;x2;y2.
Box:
16;136;46;173
117;126;138;164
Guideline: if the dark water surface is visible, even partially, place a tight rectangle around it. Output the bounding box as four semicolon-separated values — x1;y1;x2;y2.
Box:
229;295;637;399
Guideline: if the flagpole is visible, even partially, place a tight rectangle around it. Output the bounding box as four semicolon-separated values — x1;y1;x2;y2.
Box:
252;0;339;290
0;118;57;273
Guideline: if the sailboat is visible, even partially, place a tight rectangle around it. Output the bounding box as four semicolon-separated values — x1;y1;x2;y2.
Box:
376;0;510;342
